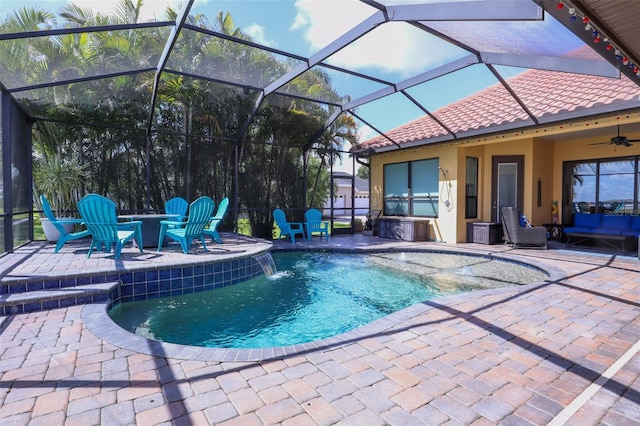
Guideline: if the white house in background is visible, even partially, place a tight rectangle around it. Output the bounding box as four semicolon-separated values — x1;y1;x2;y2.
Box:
324;171;370;217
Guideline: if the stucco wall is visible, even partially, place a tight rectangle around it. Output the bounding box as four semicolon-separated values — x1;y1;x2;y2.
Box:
369;112;640;244
370;145;458;243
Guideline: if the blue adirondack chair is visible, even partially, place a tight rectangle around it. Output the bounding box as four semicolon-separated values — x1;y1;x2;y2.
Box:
202;197;229;244
157;196;215;253
273;208;305;243
165;197;189;224
78;194;143;258
304;208;329;241
40;194;90;253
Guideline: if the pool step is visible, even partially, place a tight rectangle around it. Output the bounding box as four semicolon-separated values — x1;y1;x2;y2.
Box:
0;281;120;315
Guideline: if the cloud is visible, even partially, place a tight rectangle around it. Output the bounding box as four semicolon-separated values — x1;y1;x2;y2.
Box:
60;0;181;22
292;0;373;49
357;125;375;143
292;0;464;78
245;23;275;47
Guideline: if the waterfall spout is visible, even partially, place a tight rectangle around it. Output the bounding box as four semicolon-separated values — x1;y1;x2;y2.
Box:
254;252;277;278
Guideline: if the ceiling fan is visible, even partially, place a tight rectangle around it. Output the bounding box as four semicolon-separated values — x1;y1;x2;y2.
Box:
590;126;640;147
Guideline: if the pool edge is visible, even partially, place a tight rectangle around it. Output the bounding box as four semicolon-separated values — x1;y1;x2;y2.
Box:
83;247;564;362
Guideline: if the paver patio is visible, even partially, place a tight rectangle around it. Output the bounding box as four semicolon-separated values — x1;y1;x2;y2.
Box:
1;234;640;425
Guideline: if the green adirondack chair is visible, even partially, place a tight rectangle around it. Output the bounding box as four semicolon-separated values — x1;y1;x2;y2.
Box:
273;208;305;243
202;197;229;244
40;194;90;253
304;208;329;241
78;194;143;258
157;196;215;253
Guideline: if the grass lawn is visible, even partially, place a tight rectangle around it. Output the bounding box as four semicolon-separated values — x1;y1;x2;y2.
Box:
238;218;351;238
31;216;352;242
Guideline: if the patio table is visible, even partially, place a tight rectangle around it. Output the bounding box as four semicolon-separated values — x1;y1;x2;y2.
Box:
118;213;180;248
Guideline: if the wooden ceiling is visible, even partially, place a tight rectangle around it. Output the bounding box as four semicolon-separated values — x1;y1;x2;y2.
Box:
574;0;640;71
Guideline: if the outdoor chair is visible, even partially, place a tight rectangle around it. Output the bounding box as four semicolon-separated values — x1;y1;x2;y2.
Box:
609;201;625;214
304;208;329;241
273;209;305;243
501;206;547;250
165;196;189;224
577;202;590;213
364;209;381;234
157;196;215;254
78;194;143;258
40;194;90;253
202;197;229;244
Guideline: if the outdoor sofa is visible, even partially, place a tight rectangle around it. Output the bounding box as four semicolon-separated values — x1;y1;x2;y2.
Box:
564;213;640;252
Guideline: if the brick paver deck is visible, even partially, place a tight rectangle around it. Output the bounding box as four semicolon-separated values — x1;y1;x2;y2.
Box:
1;235;640;425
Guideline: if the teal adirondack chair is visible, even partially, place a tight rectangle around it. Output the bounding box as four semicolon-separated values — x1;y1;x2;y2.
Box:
202;197;229;244
304;208;329;241
165;197;189;223
157;196;215;253
273;208;305;243
609;201;625;213
78;194;143;258
40;194;90;253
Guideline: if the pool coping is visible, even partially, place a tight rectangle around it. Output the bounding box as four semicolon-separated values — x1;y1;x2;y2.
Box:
82;247;565;362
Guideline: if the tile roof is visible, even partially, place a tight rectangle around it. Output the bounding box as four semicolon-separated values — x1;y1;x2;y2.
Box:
360;63;640;150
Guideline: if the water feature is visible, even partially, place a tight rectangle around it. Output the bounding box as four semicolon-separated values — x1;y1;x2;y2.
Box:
109;250;547;349
254;252;277;278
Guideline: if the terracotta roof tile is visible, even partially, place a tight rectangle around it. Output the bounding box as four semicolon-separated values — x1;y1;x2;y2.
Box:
361;57;640;149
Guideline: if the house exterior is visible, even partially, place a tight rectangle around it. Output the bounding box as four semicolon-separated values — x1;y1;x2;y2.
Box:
324;171;370;217
359;66;640;244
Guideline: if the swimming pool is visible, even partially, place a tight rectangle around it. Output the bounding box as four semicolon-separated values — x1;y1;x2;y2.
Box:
108;250;547;349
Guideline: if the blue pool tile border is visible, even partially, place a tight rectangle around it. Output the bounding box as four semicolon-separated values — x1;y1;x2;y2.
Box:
108;255;265;307
1;252;269;315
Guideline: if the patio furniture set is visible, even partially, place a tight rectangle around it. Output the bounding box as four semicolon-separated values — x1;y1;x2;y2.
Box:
41;194;229;258
273;208;330;243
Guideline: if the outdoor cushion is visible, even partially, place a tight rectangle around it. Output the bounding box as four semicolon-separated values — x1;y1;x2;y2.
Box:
630;215;640;230
562;226;595;234
592;214;631;235
621;215;640;237
572;213;602;228
599;214;631;231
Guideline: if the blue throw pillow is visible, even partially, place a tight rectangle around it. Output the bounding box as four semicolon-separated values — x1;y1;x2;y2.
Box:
519;215;531;227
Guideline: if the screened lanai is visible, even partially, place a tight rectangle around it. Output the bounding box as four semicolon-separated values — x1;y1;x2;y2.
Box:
2;0;640;253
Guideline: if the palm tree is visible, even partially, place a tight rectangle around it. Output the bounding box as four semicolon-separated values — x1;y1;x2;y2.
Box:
4;2;360;235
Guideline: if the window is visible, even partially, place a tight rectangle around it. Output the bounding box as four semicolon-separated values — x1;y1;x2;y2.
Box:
383;158;439;217
465;157;478;219
599;159;635;214
565;156;639;216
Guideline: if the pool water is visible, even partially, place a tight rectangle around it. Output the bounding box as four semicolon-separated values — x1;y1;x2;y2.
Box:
108;251;546;348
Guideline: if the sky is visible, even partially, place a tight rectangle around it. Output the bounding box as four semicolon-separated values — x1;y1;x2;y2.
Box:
2;0;581;174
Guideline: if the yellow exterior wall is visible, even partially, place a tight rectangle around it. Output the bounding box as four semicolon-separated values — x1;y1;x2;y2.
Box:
369;112;640;244
532;138;555;226
370;144;459;243
372;138;557;243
